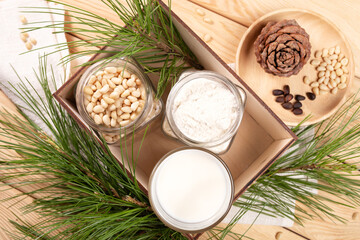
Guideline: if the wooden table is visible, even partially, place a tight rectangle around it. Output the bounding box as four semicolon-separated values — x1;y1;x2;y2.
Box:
1;0;360;239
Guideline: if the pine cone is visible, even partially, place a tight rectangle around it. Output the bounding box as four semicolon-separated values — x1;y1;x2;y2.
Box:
254;19;311;77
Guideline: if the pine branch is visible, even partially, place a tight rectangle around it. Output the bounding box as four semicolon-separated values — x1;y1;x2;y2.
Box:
21;0;203;98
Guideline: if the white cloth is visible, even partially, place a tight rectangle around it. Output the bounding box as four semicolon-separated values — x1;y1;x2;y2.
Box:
0;0;69;133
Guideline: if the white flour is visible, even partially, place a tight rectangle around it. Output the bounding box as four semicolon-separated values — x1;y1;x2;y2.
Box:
172;78;237;142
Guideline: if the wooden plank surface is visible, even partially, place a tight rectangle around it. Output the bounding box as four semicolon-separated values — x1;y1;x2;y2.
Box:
0;0;360;239
189;0;360;77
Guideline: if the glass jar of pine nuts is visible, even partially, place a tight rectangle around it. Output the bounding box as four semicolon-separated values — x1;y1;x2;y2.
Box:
76;57;162;144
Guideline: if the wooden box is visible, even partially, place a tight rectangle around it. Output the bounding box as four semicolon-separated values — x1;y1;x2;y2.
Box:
53;1;296;239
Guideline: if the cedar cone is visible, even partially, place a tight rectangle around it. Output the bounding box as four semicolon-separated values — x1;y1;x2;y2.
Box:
254;19;311;77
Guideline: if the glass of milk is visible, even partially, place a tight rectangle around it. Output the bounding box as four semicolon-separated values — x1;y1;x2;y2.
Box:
149;147;234;233
162;70;246;154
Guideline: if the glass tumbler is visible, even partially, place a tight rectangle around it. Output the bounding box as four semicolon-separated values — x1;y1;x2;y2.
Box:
162;70;246;154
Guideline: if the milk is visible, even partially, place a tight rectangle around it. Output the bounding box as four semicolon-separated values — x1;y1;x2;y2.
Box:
152;149;232;224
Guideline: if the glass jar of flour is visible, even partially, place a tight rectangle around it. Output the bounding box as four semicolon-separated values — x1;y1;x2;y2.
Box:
162;70;246;154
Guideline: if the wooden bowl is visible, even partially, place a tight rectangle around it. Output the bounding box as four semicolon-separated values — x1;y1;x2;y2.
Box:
236;9;354;126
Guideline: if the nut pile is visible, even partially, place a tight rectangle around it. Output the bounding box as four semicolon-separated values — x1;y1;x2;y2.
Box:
19;15;37;50
306;45;349;96
83;66;146;130
273;85;305;115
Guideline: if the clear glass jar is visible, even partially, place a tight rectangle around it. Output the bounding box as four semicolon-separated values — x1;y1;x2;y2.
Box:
149;147;234;233
76;57;162;144
162;70;246;154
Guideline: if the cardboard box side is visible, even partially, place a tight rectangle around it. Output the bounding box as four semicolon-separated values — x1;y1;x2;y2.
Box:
233;138;295;197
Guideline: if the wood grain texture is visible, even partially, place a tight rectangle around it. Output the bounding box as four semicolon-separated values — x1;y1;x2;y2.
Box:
288;175;360;240
0;184;40;240
189;0;360;77
0;0;359;239
236;9;354;126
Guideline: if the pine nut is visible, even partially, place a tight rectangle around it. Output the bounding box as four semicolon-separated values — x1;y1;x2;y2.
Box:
203;17;213;24
84;86;93;95
108;104;116;111
338;53;345;61
117;109;123;116
30;37;37;45
342;66;349;73
101;99;108;108
94;114;102;125
105;66;117;74
310;82;319;87
303;76;310;84
103;73;114;79
103;96;115;104
93;90;102;99
315;50;322;58
110;118;117;127
120;120;130;127
322;48;329;57
121;90;130;98
121;107;132;113
130;113;138;121
334;62;341;70
95;81;102;89
111;111;117;119
101;78;108;86
131;101;139;111
108;79;116;89
114;85;125;94
25;41;32;50
320;89;328;95
20;33;28;42
86;103;94;113
89;75;97;84
103;115;110;126
312;87;320;95
331;87;338;94
136;79;142;86
196;8;205;16
128;95;137;102
338;83;347;89
324;58;331;65
318;76;325;83
111;77;122;85
335;45;341;54
20;15;28;24
341;75;347;83
329;47;335;55
326;65;334;71
320;84;329;90
122;70;131;78
327;83;334;90
325;70;330;77
317;66;326;71
329;54;338;60
120;113;130;119
336;68;344;76
93;105;105;113
132;89;141;98
318;71;325;78
124;99;131;105
335;77;341;84
330;79;337;88
122;79;128;89
311;59;321;66
100;84;110;94
324;77;330;85
204;34;212;43
341;58;349;66
115;99;123;108
330;71;337;80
